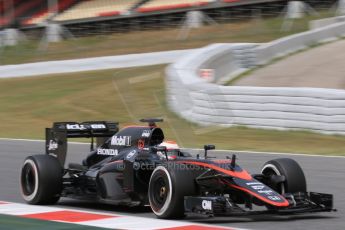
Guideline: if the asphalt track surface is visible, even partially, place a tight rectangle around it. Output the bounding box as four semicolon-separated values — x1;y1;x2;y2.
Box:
0;139;343;230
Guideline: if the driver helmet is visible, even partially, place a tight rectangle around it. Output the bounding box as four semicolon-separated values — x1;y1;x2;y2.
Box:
157;140;179;160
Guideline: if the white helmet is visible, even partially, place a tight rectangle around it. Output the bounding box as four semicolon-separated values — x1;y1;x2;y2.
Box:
157;140;179;160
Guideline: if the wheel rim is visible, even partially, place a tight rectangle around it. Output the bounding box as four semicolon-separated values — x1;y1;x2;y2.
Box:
22;164;35;195
261;164;285;194
149;166;172;216
21;159;39;201
152;176;169;208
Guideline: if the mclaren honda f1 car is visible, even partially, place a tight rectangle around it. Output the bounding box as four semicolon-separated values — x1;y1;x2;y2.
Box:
20;119;335;218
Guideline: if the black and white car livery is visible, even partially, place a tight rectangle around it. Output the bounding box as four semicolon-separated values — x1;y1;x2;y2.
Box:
20;119;336;218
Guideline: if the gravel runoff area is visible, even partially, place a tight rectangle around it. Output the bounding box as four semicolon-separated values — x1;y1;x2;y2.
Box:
233;39;345;89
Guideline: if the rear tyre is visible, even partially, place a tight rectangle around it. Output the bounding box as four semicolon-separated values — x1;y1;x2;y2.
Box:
148;164;200;219
261;158;306;194
20;155;63;204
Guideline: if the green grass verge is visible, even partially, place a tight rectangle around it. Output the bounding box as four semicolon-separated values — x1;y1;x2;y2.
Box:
0;214;108;230
0;11;334;65
1;65;345;155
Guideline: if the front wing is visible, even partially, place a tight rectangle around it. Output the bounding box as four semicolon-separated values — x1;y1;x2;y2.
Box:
184;192;335;217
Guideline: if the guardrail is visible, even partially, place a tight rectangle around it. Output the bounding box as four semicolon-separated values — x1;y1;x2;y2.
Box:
255;21;345;66
166;20;345;135
0;49;193;78
309;15;345;30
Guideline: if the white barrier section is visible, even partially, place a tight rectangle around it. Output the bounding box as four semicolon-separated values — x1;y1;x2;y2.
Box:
0;49;194;78
309;15;345;30
166;20;345;135
255;21;345;65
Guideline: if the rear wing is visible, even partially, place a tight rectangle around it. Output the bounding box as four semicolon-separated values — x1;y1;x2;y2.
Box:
46;121;118;166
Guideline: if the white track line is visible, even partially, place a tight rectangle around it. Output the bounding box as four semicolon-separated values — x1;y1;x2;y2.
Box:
1;138;345;158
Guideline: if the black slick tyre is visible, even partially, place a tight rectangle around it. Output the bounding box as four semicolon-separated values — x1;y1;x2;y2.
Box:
261;158;306;194
20;155;63;205
148;164;199;219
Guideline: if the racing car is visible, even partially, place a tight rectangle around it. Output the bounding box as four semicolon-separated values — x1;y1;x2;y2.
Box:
20;119;335;219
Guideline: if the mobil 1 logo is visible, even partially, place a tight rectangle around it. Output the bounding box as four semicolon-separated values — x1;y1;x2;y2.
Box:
111;136;131;146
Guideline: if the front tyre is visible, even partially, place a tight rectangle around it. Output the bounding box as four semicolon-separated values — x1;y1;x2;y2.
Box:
20;155;63;205
148;164;199;219
261;158;306;194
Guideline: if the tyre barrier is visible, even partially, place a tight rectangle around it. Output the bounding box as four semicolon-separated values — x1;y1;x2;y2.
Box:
166;20;345;135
